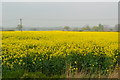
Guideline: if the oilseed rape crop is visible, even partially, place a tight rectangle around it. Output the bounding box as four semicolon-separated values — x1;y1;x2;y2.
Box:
2;31;119;78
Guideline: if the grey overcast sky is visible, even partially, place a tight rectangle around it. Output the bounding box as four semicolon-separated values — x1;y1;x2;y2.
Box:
2;2;118;28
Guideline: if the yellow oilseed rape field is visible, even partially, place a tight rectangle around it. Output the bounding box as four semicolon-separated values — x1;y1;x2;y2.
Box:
2;31;119;78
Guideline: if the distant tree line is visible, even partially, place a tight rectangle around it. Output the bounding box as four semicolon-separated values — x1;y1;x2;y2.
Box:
2;24;119;32
63;24;119;32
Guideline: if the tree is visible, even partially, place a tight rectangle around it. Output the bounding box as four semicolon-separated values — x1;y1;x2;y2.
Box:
91;24;104;31
110;28;113;31
98;24;104;31
81;25;91;31
64;26;70;31
92;26;99;31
